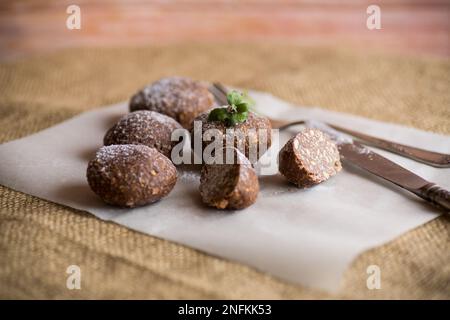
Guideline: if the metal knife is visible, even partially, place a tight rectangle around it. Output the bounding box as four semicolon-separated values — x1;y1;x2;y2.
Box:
338;142;450;214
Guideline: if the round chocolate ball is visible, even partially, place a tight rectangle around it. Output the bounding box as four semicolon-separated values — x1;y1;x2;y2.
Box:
129;76;215;129
190;111;272;164
104;110;182;159
87;145;177;207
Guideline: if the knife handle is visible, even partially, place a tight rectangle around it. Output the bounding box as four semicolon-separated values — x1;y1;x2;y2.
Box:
417;183;450;213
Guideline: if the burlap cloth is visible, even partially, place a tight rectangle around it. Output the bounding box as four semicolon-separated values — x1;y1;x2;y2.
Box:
0;44;449;299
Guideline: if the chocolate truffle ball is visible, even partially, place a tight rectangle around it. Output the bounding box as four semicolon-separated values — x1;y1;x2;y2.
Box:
190;111;272;164
87;145;177;207
104;110;182;159
278;128;341;188
199;149;259;210
129;76;215;129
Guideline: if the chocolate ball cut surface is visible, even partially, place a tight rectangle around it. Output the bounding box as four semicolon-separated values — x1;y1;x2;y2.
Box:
87;145;177;208
104;110;182;159
129;76;215;129
278;128;342;188
199;149;259;210
191;111;272;164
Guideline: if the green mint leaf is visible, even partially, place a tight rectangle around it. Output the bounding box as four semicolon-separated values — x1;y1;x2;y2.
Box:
227;91;242;106
225;112;247;126
233;112;248;123
241;91;256;108
209;91;250;127
236;102;249;113
225;116;237;127
208;108;228;122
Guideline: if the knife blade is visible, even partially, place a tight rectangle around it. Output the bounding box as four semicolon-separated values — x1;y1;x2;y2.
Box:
338;142;450;213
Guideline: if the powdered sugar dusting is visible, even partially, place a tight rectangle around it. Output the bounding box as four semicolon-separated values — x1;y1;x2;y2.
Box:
129;76;215;128
109;110;181;134
103;110;182;157
94;144;155;167
141;77;201;103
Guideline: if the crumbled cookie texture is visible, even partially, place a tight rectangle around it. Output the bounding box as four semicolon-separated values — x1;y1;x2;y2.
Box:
199;149;259;210
191;111;272;164
278;128;342;188
87;145;177;208
129;76;215;129
104;110;182;158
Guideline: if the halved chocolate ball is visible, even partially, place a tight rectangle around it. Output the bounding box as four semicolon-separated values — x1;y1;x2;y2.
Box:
278;128;341;188
199;149;259;210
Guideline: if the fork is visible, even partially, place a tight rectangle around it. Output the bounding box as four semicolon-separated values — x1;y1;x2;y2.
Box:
210;82;450;168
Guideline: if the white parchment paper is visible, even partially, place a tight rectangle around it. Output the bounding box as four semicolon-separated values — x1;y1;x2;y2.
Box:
0;90;448;292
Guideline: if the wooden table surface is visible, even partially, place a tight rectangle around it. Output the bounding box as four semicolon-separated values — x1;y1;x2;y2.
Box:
0;0;449;61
